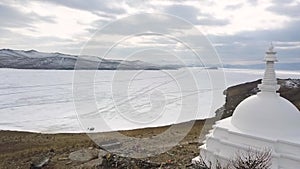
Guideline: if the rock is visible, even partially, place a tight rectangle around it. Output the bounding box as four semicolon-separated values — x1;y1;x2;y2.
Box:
166;152;174;156
49;148;55;153
98;149;107;158
101;153;162;169
68;149;98;163
57;157;69;161
30;156;50;169
99;139;122;150
65;161;72;165
76;158;103;168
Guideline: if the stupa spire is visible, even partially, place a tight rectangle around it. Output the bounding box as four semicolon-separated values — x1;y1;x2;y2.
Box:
258;43;280;93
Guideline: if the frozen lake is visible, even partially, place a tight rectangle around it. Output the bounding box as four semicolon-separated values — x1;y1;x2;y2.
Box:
0;68;298;133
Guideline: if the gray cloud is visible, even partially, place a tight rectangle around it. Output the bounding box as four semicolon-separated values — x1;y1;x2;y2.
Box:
45;0;125;15
0;4;55;28
87;13;195;37
197;18;229;26
248;0;259;6
209;19;300;63
268;0;300;17
164;4;229;26
164;4;200;23
270;0;295;4
0;27;83;54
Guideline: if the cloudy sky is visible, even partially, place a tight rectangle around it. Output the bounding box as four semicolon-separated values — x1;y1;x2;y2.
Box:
0;0;299;65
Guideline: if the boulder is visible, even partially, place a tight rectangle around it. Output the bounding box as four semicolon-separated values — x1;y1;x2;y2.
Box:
76;159;103;168
68;149;98;163
30;156;50;169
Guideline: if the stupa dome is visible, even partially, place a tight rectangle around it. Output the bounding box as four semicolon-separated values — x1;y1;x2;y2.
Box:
231;44;300;138
231;92;300;138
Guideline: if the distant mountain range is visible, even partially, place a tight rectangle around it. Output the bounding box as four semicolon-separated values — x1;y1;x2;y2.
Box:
223;63;300;71
0;49;179;70
0;49;299;70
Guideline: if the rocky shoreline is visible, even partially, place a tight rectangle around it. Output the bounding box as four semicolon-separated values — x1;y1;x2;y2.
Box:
0;120;210;169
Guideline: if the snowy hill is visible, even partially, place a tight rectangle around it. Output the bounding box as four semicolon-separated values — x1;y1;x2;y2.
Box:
0;49;172;70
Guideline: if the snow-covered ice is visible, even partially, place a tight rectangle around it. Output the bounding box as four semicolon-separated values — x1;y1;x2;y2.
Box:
0;68;298;133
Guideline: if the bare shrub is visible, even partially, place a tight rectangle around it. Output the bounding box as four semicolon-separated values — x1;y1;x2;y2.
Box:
192;149;271;169
191;156;227;169
230;148;272;169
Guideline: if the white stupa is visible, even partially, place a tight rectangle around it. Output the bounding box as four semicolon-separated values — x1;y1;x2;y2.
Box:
194;45;300;168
